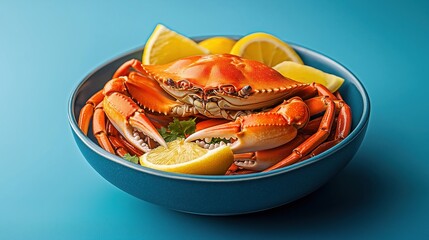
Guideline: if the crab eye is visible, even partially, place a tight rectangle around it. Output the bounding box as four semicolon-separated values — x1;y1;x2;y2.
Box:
166;78;175;87
179;80;192;89
238;85;252;96
220;85;236;94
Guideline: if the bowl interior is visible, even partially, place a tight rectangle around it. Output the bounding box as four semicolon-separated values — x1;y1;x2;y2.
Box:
69;42;369;180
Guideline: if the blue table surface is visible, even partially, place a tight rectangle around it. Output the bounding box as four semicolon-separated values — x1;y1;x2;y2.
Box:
1;0;428;239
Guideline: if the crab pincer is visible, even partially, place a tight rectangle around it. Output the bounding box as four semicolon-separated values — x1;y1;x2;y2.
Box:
185;97;310;153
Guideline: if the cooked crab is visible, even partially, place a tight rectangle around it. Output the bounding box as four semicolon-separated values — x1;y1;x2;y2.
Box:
78;54;351;173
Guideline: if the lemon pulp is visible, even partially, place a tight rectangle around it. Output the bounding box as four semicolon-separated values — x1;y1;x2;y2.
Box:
140;139;234;175
273;61;344;92
230;32;303;66
142;24;209;65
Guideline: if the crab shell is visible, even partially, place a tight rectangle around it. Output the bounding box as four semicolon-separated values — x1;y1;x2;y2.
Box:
140;54;309;119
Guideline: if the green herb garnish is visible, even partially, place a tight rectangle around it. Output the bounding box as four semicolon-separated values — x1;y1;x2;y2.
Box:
210;137;230;144
123;153;139;164
158;118;196;142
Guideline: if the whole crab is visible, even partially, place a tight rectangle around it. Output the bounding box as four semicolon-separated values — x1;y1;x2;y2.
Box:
78;54;351;174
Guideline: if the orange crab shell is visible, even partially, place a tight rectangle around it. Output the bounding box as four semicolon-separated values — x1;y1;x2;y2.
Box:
141;54;305;94
139;54;312;115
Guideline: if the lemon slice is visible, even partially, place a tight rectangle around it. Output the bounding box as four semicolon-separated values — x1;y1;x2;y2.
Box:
140;139;234;175
142;24;209;65
273;61;344;92
198;37;236;54
230;32;303;66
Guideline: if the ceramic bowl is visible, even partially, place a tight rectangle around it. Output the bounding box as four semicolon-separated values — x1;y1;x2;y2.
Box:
68;39;370;215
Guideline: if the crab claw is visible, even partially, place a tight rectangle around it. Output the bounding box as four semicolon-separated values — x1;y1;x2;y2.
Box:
186;113;297;153
103;92;167;153
185;97;309;154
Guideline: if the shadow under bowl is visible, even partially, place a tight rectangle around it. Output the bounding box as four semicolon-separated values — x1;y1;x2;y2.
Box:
68;40;370;216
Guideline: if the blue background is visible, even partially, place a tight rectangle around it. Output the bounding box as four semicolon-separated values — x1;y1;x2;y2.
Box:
1;0;428;239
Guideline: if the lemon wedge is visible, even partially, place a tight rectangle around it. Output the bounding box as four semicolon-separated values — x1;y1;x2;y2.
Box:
198;37;236;54
273;61;344;92
230;32;303;66
140;139;234;175
142;24;209;65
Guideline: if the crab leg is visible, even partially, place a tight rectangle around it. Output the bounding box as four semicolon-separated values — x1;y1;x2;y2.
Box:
106;128;129;157
78;90;104;135
106;120;144;157
333;94;352;140
226;165;257;175
300;116;323;135
231;134;308;172
113;59;200;117
263;97;336;171
124;72;199;117
302;96;352;159
92;102;115;154
112;59;143;78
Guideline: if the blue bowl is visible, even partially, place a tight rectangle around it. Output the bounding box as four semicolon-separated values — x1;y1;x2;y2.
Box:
68;40;370;215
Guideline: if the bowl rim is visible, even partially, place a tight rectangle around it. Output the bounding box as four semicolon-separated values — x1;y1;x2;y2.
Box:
68;40;370;182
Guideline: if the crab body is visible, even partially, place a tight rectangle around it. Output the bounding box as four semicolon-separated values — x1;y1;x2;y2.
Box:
79;54;351;174
141;54;311;118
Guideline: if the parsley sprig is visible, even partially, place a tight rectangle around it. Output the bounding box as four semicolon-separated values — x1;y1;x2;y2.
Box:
158;118;196;142
123;153;139;164
209;137;231;144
